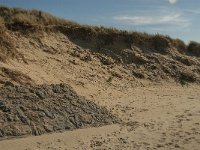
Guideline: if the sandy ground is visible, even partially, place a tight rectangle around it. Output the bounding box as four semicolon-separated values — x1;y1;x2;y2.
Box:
0;84;199;150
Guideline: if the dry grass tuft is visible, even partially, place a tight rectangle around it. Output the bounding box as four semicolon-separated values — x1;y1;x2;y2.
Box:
172;39;187;54
0;6;77;26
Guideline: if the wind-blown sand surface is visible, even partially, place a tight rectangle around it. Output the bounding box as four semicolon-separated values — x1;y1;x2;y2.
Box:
0;84;199;150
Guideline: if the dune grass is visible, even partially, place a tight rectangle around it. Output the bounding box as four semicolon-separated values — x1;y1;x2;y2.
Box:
0;5;199;56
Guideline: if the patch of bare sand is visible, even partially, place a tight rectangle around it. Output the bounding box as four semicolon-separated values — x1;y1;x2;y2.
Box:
0;84;199;150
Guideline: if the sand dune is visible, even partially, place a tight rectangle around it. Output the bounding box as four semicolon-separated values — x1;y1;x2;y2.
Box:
0;6;200;150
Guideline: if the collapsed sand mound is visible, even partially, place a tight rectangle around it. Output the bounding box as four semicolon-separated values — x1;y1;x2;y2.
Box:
0;83;119;140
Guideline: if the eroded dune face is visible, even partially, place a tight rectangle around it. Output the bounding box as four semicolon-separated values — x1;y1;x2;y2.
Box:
0;30;199;90
0;7;199;87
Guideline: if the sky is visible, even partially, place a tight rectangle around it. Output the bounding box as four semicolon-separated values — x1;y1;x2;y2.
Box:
0;0;199;43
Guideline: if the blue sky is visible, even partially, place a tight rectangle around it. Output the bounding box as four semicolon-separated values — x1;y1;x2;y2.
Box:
0;0;199;43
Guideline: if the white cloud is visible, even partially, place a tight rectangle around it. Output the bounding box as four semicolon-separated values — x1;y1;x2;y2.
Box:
168;0;177;4
112;12;190;28
183;9;200;15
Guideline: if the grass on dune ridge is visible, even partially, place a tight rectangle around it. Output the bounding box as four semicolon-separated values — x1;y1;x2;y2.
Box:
0;5;199;56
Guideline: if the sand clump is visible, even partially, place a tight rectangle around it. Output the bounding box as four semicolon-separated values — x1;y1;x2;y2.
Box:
0;83;119;140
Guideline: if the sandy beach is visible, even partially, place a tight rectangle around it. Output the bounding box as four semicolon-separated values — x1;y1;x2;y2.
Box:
0;84;199;150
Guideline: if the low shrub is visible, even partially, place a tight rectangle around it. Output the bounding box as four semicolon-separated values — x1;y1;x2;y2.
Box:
172;39;187;53
151;34;170;53
187;41;200;56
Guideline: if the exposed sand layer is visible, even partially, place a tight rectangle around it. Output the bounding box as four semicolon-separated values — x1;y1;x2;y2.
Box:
0;84;199;150
0;30;200;88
